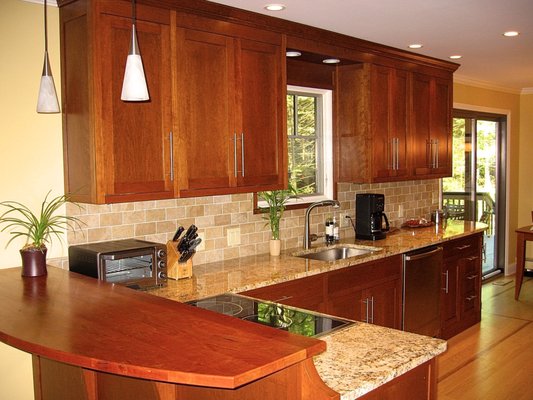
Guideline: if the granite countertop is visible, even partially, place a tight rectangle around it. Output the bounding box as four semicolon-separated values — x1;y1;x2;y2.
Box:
148;220;484;398
150;220;486;303
314;323;446;399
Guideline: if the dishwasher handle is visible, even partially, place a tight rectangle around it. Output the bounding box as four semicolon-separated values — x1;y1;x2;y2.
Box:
404;246;443;261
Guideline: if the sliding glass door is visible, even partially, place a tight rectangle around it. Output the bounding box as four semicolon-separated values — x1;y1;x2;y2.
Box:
442;110;506;277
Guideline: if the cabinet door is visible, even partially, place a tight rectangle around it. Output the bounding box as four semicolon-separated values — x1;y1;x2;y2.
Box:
236;38;285;190
100;15;173;203
411;73;452;178
327;289;364;321
371;66;409;181
175;28;235;196
362;279;402;329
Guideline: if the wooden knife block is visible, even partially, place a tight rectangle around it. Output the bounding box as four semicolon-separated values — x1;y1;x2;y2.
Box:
166;241;193;280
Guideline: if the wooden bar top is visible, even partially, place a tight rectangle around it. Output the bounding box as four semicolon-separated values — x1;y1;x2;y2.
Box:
0;267;326;389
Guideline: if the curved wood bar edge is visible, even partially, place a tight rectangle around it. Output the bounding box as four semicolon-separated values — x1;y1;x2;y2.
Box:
0;267;337;400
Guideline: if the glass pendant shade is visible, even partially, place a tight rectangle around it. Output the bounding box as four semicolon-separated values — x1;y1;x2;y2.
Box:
37;51;60;113
36;0;60;114
121;24;149;101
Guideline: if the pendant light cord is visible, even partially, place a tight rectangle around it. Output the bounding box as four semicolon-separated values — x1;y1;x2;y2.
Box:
132;0;136;25
44;0;48;53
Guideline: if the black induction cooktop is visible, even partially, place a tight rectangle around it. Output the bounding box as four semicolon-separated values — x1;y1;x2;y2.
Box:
187;293;353;338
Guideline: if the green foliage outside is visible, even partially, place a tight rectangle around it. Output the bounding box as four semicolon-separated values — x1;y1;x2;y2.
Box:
287;94;319;195
443;118;497;202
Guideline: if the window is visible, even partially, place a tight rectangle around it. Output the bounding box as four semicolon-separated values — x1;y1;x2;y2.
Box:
286;86;334;204
255;85;333;209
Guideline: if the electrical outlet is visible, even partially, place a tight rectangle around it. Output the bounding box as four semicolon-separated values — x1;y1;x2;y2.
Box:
197;232;205;251
227;227;241;246
340;213;352;228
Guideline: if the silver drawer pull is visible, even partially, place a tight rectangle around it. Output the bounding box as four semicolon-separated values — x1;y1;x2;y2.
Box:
274;295;293;302
467;256;479;261
466;295;477;301
466;274;478;280
442;271;449;294
456;244;471;250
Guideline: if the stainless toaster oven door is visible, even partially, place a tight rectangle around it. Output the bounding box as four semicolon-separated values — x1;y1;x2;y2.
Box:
100;253;155;284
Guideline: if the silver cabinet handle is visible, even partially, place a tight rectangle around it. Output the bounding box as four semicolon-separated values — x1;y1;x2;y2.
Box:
363;298;369;323
427;139;439;168
466;274;478;280
233;133;238;178
389;138;394;170
394;138;400;170
466;295;477;301
169;132;174;181
456;244;471;250
241;132;245;177
369;296;374;324
435;139;439;168
442;270;449;294
389;138;399;170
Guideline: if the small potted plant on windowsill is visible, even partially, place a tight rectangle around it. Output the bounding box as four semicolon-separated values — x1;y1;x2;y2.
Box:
0;192;82;277
258;184;298;256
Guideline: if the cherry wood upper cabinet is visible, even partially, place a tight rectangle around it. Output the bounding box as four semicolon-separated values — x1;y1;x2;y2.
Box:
370;65;410;181
174;28;235;195
336;64;453;184
336;64;410;183
175;23;286;197
60;2;174;204
411;73;453;178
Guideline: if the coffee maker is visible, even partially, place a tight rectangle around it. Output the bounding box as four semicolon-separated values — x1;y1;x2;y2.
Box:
355;193;390;240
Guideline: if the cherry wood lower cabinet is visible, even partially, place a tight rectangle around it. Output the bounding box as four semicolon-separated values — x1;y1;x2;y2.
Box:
33;356;339;400
326;255;402;329
359;360;436;400
440;233;483;339
241;255;403;330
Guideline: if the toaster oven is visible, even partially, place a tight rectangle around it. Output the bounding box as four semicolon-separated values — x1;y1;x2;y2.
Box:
68;239;167;290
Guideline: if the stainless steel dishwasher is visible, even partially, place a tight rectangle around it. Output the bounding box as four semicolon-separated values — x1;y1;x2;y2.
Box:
402;246;443;337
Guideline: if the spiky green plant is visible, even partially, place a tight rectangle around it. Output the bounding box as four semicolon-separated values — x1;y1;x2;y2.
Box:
258;184;298;240
0;192;83;251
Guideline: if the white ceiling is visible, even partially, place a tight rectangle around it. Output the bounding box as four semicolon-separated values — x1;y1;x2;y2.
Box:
209;0;533;93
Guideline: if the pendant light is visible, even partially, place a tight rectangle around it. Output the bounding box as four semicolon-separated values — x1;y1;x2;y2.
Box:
36;0;60;114
121;0;149;101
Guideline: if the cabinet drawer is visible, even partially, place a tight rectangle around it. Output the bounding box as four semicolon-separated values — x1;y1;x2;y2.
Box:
240;274;326;313
443;234;481;260
327;255;402;296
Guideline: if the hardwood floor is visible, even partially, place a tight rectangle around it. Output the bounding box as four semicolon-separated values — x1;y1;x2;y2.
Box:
437;275;533;399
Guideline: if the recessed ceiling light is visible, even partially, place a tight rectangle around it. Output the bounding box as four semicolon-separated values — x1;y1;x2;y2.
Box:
286;51;302;57
503;31;520;37
264;4;286;11
449;55;462;60
323;58;340;64
408;44;423;49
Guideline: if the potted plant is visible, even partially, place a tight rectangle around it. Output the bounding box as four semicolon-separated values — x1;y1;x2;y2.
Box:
258;184;298;256
0;192;82;277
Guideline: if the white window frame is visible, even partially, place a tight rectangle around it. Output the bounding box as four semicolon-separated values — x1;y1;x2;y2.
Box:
258;85;334;208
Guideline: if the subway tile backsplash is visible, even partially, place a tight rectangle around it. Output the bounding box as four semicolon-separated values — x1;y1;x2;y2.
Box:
65;180;439;266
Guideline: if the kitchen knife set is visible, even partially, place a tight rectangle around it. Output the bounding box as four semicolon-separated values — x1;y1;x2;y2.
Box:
172;224;202;264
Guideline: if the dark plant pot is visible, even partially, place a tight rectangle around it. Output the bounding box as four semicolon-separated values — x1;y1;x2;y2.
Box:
20;247;47;277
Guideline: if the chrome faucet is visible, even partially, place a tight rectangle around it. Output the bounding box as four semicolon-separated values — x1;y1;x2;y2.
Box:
303;200;340;249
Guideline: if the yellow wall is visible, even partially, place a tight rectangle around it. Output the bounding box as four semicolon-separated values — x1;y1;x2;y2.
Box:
0;0;64;270
0;1;62;398
453;83;522;268
518;94;533;227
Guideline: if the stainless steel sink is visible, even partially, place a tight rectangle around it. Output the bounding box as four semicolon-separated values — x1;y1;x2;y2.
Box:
295;246;375;262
